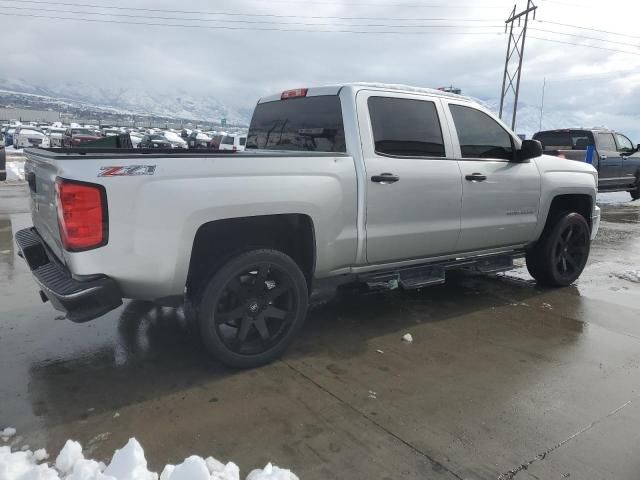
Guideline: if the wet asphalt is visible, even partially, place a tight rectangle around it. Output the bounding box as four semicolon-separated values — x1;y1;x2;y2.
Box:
1;185;639;479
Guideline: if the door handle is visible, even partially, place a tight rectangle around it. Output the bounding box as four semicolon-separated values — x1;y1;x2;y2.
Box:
600;155;607;160
465;173;487;182
371;173;400;184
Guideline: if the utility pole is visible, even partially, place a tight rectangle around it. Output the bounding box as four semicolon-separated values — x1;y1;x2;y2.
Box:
538;76;546;131
498;0;537;130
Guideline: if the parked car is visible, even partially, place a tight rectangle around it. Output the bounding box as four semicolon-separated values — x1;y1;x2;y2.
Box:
533;128;640;199
139;134;172;149
128;132;143;149
48;127;68;147
187;131;211;149
163;131;188;149
3;128;15;147
0;145;5;181
219;134;247;152
13;127;51;149
63;127;102;147
17;83;600;368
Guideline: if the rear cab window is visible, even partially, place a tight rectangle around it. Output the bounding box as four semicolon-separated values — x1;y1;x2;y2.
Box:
533;130;594;150
246;95;346;152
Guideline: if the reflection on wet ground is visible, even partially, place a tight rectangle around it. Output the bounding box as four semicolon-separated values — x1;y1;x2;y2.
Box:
1;188;640;479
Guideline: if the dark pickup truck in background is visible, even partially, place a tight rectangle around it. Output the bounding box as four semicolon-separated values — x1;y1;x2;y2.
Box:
533;128;640;200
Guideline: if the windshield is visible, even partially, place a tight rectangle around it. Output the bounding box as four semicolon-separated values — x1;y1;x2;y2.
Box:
246;95;346;152
533;130;594;150
71;128;96;136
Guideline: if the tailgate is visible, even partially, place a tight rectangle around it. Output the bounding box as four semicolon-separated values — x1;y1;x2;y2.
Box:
24;150;65;262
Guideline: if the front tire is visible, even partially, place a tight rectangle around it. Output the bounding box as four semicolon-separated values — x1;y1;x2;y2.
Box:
526;212;591;287
197;249;308;368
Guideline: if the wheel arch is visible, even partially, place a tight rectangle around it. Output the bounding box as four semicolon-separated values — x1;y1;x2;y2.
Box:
185;214;316;300
536;193;593;241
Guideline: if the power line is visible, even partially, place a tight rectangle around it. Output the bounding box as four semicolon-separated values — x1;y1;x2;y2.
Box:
1;12;507;35
529;36;640;56
0;0;502;22
536;19;640;40
530;27;640;49
1;5;505;29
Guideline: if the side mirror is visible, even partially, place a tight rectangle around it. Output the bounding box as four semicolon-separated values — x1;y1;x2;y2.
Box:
515;139;542;162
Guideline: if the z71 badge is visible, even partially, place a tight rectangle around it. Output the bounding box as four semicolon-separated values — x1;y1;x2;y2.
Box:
99;165;156;177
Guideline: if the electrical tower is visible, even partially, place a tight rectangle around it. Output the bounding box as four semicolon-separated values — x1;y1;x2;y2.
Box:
498;0;537;130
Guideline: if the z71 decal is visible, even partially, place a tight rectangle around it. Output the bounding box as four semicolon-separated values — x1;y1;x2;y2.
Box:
99;165;156;177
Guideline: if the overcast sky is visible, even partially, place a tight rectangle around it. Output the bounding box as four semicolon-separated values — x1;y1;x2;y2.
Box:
2;0;640;136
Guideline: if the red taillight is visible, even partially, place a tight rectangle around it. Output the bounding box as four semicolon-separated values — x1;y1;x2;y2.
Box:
281;88;308;100
55;179;107;251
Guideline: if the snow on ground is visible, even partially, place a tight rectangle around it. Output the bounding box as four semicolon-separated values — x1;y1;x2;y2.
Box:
596;191;639;206
0;433;298;480
4;161;25;183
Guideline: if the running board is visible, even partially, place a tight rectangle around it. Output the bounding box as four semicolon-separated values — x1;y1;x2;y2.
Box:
359;251;523;291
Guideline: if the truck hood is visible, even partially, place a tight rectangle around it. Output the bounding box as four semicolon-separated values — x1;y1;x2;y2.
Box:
535;153;598;184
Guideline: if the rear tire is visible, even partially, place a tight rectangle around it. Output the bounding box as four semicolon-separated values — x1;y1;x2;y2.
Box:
630;180;640;200
197;249;308;368
526;212;591;287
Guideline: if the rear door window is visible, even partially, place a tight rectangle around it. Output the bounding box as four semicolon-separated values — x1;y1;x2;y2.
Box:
449;104;514;161
247;95;346;152
367;96;445;157
597;133;617;151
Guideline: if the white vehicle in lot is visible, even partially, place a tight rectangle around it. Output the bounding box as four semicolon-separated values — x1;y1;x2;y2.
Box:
13;127;50;149
48;127;67;147
18;83;600;368
219;134;247;151
128;132;143;148
163;131;189;149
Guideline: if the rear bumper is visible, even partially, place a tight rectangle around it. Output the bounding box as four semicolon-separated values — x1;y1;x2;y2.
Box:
15;228;122;322
591;205;601;240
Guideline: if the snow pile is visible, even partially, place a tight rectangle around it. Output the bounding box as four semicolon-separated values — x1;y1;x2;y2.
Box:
0;434;297;480
401;333;413;343
1;428;16;441
5;161;25;183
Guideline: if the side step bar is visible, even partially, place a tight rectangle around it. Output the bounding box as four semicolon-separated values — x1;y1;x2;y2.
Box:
359;251;524;291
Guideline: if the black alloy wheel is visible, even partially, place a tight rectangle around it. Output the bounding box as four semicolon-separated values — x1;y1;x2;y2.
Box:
526;212;591;287
198;250;308;368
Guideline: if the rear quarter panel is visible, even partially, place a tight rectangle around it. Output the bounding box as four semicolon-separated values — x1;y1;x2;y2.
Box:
33;153;358;300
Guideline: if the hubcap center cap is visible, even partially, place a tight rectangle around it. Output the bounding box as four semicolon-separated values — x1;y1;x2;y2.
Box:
247;299;260;314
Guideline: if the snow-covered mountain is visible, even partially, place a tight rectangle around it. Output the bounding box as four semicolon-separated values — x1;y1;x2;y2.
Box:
0;78;250;125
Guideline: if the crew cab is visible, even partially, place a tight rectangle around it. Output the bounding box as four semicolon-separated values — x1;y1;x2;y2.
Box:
533;128;640;199
17;83;600;368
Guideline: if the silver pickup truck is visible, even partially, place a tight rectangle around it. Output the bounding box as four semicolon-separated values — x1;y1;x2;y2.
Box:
17;83;600;368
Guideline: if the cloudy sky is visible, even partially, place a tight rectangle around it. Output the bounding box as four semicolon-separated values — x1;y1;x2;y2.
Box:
2;0;640;136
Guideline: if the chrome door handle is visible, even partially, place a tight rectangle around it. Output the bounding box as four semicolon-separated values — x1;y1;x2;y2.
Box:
465;173;487;182
371;173;400;184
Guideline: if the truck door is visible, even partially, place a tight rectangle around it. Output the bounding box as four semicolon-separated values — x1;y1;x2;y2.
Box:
357;91;462;264
615;133;640;187
595;132;622;185
443;101;541;252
